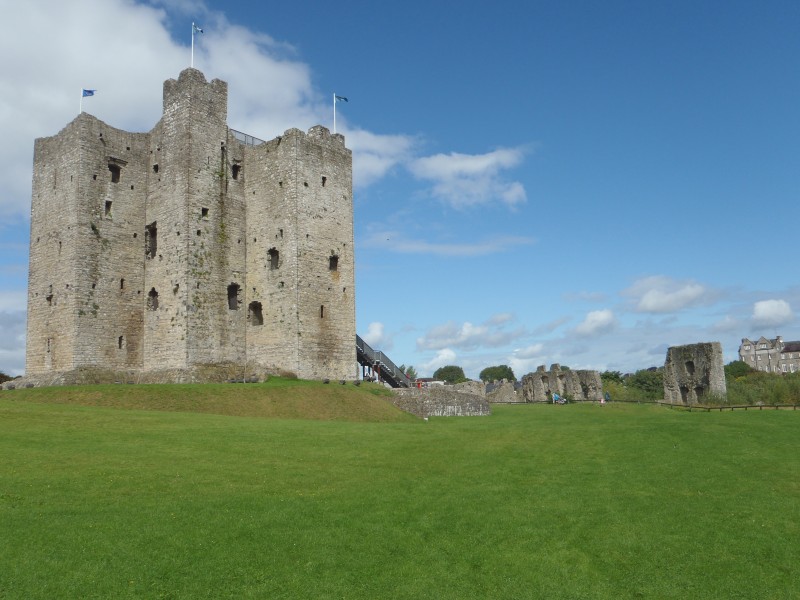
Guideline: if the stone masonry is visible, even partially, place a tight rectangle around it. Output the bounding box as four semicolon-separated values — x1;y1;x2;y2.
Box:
520;364;604;403
663;342;726;405
26;68;356;382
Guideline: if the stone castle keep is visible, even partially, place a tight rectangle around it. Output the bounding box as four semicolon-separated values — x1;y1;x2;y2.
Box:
27;68;356;381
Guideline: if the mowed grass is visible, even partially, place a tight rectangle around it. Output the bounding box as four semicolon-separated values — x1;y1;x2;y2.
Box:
0;391;798;599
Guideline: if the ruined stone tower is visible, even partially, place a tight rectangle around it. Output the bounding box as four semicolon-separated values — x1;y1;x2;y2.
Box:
26;68;356;381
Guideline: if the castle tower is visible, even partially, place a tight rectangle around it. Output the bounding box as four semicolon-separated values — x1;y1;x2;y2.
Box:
26;68;356;381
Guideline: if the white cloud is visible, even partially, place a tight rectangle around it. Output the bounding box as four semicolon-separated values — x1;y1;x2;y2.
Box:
417;317;526;351
362;321;393;350
343;128;417;188
623;275;715;313
362;230;534;257
408;147;528;209
420;348;457;374
574;309;616;337
752;299;794;328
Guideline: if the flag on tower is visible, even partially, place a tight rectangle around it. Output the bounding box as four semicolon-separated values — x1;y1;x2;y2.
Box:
335;95;348;103
193;23;204;34
82;89;96;97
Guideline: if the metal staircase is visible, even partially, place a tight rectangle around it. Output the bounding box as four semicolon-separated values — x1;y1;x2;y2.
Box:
356;334;413;388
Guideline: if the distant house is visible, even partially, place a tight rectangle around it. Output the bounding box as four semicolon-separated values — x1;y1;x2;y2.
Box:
738;336;800;374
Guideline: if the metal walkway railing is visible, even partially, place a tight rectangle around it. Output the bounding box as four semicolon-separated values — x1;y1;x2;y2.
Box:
356;334;412;388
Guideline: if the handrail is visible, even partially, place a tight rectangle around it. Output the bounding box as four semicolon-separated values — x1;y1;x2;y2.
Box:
230;129;266;146
356;334;412;388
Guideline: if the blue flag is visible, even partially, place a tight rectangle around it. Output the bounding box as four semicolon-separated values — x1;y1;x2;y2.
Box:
335;95;348;102
193;23;204;34
82;89;96;97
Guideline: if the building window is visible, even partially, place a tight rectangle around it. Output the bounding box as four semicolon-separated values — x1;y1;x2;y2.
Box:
232;164;241;180
268;248;279;270
329;255;338;271
320;305;325;318
201;207;209;220
145;222;157;259
227;283;240;310
105;200;112;218
118;336;125;350
108;163;121;183
248;301;263;326
147;288;159;310
743;345;750;350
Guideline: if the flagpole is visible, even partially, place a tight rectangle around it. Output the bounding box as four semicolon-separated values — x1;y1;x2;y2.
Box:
333;93;337;134
79;89;82;114
191;22;195;68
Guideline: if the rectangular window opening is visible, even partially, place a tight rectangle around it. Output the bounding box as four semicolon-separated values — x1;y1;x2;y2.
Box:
145;222;157;259
201;207;209;220
105;200;112;218
227;283;240;310
232;164;241;180
248;301;263;326
329;255;339;271
108;163;121;183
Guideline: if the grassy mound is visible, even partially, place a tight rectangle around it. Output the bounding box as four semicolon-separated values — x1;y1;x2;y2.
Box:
0;378;415;423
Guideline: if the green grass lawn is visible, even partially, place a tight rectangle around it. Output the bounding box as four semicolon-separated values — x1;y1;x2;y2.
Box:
0;390;797;599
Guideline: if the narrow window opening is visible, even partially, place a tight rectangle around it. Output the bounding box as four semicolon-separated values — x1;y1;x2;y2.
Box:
173;283;179;295
320;305;325;318
145;222;157;258
120;278;125;290
201;207;209;219
232;164;241;180
147;288;159;310
58;241;62;253
329;255;339;271
91;282;96;290
303;181;308;187
279;229;283;238
46;293;53;306
227;283;241;310
248;301;263;326
322;176;327;187
46;338;51;353
118;335;125;350
268;248;279;270
196;229;201;236
108;163;121;183
93;174;97;181
152;164;159;174
105;200;112;218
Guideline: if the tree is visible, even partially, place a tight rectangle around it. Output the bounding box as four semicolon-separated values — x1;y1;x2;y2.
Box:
725;360;754;380
432;365;468;384
627;368;664;400
479;365;515;382
399;364;418;380
0;372;11;384
601;370;624;385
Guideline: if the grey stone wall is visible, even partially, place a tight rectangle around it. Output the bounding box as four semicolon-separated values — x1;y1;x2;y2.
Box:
520;364;604;403
663;342;726;405
392;386;491;417
26;68;355;382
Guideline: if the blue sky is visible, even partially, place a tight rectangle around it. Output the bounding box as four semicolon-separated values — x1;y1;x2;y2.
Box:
1;0;799;378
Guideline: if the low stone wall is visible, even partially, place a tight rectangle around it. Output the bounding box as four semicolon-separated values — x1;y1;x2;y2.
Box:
391;385;491;418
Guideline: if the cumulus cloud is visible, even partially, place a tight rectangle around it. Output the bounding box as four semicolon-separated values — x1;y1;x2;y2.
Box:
0;0;421;223
362;230;534;257
417;316;526;351
623;276;715;313
420;348;458;374
574;309;616;337
751;299;794;328
362;322;393;350
408;147;528;209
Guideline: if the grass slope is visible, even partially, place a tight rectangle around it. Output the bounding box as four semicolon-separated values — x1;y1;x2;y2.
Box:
0;398;797;599
0;378;414;422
